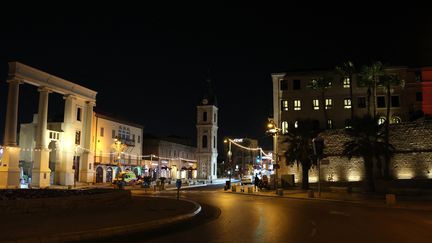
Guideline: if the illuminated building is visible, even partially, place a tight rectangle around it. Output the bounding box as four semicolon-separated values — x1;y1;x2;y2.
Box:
92;112;143;183
271;66;432;184
142;135;197;180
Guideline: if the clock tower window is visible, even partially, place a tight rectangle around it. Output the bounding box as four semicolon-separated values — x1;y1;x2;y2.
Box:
202;135;208;148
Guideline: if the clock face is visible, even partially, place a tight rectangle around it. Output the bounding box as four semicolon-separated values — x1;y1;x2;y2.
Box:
202;98;208;104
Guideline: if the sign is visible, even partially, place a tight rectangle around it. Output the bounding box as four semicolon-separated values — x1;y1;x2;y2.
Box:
176;179;182;189
233;138;244;143
320;159;330;165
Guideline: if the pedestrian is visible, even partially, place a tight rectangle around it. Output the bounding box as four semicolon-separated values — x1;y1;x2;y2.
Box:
254;173;259;192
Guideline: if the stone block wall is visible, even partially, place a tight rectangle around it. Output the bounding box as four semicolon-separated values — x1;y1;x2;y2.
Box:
279;120;432;183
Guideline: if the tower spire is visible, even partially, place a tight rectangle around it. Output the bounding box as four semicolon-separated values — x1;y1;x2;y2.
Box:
200;68;217;106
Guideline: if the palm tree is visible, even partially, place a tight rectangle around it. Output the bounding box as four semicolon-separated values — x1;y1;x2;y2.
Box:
308;76;332;129
336;61;356;120
284;119;320;189
342;115;395;192
359;61;386;118
379;74;404;178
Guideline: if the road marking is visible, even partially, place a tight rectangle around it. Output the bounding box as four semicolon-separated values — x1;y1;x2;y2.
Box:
309;220;317;238
329;211;350;217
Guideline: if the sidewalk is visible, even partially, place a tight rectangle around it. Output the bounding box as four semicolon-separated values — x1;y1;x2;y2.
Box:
0;194;201;242
226;185;432;211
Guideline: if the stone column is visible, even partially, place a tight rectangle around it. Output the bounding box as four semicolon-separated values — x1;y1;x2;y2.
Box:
0;79;22;188
58;95;76;186
31;87;52;188
3;79;20;146
80;101;95;183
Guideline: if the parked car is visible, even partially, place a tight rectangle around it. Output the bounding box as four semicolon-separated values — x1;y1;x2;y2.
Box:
113;171;137;186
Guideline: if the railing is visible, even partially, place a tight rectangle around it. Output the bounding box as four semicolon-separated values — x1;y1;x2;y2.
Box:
118;137;135;147
94;156;141;166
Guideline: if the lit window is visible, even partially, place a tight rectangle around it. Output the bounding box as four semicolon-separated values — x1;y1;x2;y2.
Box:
282;121;288;134
392;116;402;124
294;121;299;128
281;100;289;111
327;120;333;129
100;127;104;137
378;117;386;125
312;99;319;110
343;77;351;88
294;100;301;110
344;98;352;109
325;98;333;109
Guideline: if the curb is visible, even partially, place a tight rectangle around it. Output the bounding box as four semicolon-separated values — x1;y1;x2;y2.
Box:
12;197;202;243
225;190;432;211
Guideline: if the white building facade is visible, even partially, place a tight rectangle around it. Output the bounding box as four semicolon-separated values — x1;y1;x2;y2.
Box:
93;113;143;183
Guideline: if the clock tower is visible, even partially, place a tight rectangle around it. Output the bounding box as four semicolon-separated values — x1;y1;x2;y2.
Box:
196;79;218;180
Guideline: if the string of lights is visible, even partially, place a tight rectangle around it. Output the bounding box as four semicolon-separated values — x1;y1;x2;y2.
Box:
8;144;198;163
228;138;273;160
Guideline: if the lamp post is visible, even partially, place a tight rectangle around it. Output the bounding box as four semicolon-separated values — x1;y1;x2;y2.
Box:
114;138;124;168
224;138;232;185
267;119;281;191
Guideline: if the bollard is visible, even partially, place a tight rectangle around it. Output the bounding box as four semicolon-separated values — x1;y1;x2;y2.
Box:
277;188;284;196
386;194;396;205
307;189;314;198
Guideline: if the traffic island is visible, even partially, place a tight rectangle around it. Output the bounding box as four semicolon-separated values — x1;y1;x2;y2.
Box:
0;191;201;242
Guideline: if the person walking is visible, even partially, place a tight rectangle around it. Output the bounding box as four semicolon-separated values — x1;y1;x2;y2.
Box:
254;174;260;192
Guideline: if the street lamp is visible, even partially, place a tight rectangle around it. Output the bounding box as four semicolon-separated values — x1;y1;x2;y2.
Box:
224;138;232;186
267;119;281;191
114;138;124;167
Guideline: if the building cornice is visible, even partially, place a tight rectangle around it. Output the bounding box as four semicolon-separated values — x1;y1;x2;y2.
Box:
8;62;97;102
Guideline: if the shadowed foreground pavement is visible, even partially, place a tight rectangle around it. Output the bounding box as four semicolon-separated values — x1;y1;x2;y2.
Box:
0;196;198;242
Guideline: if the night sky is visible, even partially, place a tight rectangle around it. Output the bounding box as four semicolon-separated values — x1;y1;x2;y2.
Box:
1;3;432;151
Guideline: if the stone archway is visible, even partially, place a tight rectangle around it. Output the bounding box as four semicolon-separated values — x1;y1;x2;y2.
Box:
96;166;104;183
106;167;113;183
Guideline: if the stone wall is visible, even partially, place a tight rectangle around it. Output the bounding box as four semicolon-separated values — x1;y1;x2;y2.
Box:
279;120;432;183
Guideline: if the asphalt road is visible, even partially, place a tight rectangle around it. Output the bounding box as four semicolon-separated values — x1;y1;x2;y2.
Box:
115;185;432;243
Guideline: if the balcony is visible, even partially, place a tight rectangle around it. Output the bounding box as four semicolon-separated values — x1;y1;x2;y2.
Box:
120;137;135;147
